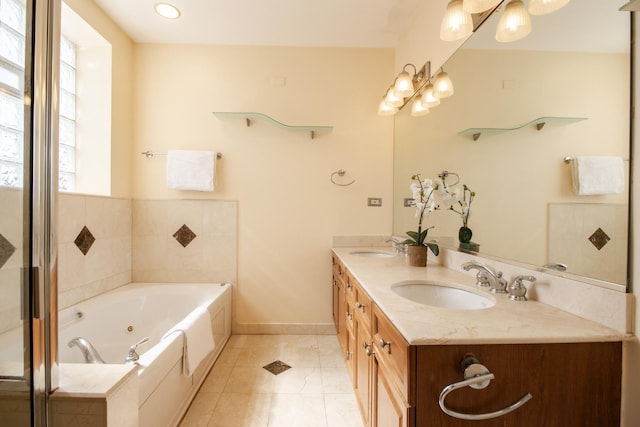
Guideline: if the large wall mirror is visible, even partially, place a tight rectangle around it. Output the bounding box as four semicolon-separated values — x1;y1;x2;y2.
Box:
393;0;630;291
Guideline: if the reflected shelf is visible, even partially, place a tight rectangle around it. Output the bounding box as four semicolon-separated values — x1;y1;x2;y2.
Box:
212;112;333;140
459;116;588;141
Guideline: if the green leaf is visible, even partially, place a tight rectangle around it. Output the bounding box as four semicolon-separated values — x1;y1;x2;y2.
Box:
426;242;440;256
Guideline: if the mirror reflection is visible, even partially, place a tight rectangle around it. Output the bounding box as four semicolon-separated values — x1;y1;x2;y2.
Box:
393;0;630;289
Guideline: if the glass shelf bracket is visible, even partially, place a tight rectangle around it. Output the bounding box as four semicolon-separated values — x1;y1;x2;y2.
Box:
213;112;333;140
458;116;587;141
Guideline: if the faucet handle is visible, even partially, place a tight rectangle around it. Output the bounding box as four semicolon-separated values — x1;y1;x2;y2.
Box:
508;275;536;301
474;271;491;287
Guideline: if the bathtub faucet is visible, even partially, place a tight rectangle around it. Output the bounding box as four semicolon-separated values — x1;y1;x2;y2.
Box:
125;337;150;363
67;337;106;364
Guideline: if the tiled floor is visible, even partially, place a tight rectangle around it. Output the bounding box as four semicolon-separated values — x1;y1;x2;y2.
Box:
178;334;364;427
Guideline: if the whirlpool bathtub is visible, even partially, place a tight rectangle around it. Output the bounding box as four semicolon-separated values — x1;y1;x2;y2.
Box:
58;282;232;427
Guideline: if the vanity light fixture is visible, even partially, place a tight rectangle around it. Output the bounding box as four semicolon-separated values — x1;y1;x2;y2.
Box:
528;0;570;15
154;2;181;19
377;97;399;116
434;69;454;98
422;84;441;108
495;0;531;42
411;94;430;117
440;0;473;41
393;64;418;98
377;62;454;117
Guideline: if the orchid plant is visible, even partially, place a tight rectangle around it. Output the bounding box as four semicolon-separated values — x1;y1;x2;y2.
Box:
436;171;476;243
403;174;440;256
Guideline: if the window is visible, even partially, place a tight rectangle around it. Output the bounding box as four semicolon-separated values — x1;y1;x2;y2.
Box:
0;0;77;191
0;0;26;188
59;36;77;191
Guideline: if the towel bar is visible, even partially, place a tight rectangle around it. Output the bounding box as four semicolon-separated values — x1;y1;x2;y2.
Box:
142;150;222;159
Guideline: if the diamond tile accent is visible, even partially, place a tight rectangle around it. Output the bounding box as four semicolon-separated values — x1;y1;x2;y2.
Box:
0;233;16;269
173;224;197;248
588;227;611;251
263;360;291;376
74;226;96;255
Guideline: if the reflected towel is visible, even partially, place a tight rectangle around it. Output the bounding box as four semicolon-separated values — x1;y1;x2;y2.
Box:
162;306;215;377
167;150;216;192
571;156;624;195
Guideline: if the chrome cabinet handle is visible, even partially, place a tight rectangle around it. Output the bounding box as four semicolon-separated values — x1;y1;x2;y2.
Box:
439;373;532;420
355;302;365;310
378;338;391;352
362;341;374;357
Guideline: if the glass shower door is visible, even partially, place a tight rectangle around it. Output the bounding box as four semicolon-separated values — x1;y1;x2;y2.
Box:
0;0;59;425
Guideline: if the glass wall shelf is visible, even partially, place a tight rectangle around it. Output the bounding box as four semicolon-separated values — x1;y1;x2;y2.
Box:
458;116;587;141
212;112;333;139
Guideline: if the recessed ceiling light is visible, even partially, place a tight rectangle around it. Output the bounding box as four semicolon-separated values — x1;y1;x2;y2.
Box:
154;3;181;19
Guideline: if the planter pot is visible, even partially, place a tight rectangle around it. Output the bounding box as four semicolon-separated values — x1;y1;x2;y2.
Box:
458;226;473;244
407;245;428;267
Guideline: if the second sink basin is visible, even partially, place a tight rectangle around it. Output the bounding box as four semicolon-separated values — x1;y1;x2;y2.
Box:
391;280;495;310
349;251;395;258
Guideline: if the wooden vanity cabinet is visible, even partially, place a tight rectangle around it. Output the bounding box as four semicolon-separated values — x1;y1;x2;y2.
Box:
331;256;622;427
332;255;348;354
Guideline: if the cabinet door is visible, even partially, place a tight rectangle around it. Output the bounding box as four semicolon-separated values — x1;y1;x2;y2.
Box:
372;352;412;427
355;320;372;425
415;343;621;427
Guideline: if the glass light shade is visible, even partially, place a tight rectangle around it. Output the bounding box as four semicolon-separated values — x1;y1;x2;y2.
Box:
411;95;430;117
154;3;181;19
496;0;531;42
393;70;415;98
378;97;398;116
462;0;502;14
423;84;441;108
528;0;570;15
385;88;403;108
434;71;454;98
440;0;473;42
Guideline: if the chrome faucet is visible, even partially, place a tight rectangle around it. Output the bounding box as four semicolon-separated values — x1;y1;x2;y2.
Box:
67;337;106;364
462;261;508;294
386;237;407;255
125;337;150;363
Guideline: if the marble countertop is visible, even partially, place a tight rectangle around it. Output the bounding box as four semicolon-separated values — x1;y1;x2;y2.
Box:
332;247;628;345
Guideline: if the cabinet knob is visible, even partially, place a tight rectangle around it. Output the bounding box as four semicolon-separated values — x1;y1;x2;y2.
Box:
355;302;365;310
363;341;374;357
346;311;352;320
379;338;391;352
346;351;352;360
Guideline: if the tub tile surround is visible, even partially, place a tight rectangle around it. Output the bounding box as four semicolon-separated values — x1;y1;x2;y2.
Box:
132;199;237;285
0;187;24;334
548;203;628;284
57;195;238;310
58;193;133;309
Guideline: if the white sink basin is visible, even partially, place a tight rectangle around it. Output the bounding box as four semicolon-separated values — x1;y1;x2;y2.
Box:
391;280;495;310
349;251;395;258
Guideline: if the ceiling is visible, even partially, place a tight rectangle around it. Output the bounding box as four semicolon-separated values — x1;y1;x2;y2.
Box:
91;0;418;47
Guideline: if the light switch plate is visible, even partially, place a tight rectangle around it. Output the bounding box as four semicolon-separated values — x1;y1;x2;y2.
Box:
368;198;382;207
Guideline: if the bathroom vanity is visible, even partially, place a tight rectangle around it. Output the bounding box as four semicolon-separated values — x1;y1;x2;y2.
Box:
331;248;625;427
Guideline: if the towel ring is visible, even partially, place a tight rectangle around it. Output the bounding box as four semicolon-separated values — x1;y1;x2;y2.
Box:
438;355;533;421
331;169;355;186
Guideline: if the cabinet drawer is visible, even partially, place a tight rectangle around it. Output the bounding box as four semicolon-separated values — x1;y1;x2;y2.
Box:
351;275;373;329
373;304;414;404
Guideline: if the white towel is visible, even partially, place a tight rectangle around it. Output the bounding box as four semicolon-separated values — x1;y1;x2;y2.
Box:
162;306;215;377
571;156;625;196
167;150;216;192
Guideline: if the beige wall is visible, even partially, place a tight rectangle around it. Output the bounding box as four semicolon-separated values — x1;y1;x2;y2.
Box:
63;0;134;198
132;45;394;330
